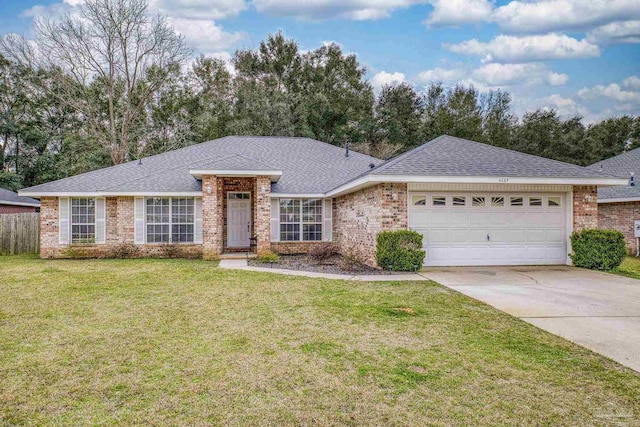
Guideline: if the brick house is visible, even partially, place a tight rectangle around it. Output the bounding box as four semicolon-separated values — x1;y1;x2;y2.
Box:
588;148;640;254
0;187;40;214
20;135;626;266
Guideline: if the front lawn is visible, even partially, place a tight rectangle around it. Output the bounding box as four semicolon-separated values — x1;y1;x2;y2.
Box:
613;256;640;280
1;256;639;425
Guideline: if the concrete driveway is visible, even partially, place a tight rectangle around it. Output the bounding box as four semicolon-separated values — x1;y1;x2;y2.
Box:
421;266;640;372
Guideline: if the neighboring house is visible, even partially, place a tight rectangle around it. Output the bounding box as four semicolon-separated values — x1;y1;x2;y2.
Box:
0;187;40;214
588;148;640;253
19;135;626;267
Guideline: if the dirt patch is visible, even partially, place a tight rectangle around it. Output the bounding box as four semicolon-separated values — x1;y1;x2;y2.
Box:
249;254;402;276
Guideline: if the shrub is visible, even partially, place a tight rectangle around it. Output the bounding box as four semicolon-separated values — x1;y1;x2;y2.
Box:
308;243;338;263
158;243;202;259
257;251;280;263
63;245;95;259
376;230;425;271
570;229;626;271
105;242;140;259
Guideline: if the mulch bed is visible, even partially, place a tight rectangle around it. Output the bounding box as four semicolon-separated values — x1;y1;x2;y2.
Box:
248;254;404;275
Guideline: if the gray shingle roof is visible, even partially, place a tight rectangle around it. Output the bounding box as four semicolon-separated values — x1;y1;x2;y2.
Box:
21;136;381;195
0;188;40;206
587;148;639;200
367;135;624;179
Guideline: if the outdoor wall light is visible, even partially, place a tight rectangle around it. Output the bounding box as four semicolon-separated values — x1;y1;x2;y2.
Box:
391;193;398;201
583;194;593;203
261;187;267;194
206;186;212;194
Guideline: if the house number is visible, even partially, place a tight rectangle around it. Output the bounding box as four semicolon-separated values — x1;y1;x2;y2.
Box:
498;178;509;183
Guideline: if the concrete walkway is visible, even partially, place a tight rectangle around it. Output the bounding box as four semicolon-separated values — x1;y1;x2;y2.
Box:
421;266;640;372
218;259;427;281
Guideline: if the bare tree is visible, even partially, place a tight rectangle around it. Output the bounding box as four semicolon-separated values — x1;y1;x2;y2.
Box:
1;0;191;164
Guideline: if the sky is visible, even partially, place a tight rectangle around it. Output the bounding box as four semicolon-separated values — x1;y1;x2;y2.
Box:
1;0;639;123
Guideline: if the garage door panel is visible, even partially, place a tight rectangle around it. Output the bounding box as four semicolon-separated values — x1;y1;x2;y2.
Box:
409;191;568;266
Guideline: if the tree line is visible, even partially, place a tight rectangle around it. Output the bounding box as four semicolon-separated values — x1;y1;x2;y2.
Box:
1;0;639;192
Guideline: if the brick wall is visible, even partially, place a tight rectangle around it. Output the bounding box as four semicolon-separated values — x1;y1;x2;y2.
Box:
39;196;203;259
598;201;640;253
333;183;407;267
0;204;38;214
573;185;598;232
271;241;328;254
221;177;255;250
202;176;223;259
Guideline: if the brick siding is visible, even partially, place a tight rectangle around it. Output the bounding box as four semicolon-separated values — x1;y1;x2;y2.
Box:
598;202;640;253
333;183;407;267
572;185;598;232
0;204;38;214
271;241;328;254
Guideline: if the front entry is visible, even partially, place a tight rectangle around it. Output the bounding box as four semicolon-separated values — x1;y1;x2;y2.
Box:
227;192;251;247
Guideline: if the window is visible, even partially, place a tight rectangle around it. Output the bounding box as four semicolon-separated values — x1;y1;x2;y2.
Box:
548;196;561;207
472;196;486;207
491;196;504;207
510;196;524;206
279;199;323;241
452;196;466;206
228;192;250;199
412;195;426;206
71;198;95;243
146;198;194;243
432;196;446;206
302;199;323;241
529;197;543;206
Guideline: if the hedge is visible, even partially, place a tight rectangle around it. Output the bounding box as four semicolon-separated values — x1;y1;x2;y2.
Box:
376;230;425;271
570;228;626;271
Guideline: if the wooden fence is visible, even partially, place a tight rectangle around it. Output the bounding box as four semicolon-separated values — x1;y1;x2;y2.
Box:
0;213;40;255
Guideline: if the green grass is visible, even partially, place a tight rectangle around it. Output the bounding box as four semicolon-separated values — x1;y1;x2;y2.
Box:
1;256;639;426
612;256;640;280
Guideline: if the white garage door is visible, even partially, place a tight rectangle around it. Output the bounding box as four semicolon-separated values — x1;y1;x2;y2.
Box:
409;192;568;266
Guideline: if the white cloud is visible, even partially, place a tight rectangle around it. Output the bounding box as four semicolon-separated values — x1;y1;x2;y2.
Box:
587;20;640;44
424;0;492;27
623;76;640;91
471;63;568;87
371;71;406;92
252;0;423;21
445;33;600;63
149;0;247;20
493;0;640;34
578;83;640;104
170;18;246;53
417;67;467;84
542;94;587;116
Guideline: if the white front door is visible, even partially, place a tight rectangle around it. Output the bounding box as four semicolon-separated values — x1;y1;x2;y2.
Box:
409;192;568;266
227;194;251;247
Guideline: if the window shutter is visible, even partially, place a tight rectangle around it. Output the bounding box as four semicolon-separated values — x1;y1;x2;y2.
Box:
59;197;70;244
270;198;279;242
134;197;145;244
323;198;333;241
95;197;106;244
194;197;203;244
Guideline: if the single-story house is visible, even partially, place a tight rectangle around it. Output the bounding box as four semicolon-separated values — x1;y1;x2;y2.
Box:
19;135;627;267
0;187;40;214
588;148;640;254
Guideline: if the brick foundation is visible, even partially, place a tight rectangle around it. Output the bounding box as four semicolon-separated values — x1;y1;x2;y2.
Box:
598;201;640;253
271;241;329;254
333;183;407;267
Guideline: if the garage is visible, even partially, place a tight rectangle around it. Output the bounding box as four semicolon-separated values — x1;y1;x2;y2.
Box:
409;192;569;266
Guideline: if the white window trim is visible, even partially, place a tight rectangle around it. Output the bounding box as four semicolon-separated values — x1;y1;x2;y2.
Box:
278;198;325;242
145;197;197;244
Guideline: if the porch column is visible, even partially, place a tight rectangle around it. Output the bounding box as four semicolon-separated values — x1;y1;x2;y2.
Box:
254;175;271;255
202;175;223;259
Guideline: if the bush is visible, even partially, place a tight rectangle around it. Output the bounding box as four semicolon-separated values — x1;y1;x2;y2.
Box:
63;245;95;259
257;251;280;263
570;229;626;270
158;243;203;259
308;243;337;263
376;230;425;271
105;242;140;259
